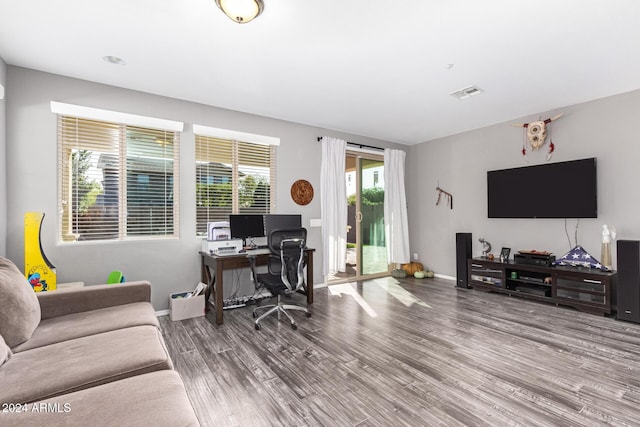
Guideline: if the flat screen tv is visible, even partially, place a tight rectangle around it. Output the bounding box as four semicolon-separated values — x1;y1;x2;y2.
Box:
487;158;597;218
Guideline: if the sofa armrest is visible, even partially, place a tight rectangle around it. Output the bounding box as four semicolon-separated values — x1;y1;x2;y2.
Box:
37;281;152;320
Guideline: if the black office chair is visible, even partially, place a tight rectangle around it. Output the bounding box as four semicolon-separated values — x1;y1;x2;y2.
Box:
248;227;311;330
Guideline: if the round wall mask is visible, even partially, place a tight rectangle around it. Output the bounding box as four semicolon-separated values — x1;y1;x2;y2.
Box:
291;179;314;205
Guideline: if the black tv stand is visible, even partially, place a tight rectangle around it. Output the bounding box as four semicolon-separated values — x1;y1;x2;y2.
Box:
467;258;617;316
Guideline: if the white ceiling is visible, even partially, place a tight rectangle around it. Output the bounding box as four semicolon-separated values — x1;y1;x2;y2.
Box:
1;0;639;145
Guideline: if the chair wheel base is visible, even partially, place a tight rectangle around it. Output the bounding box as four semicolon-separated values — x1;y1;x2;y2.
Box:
305;312;312;318
255;323;261;330
291;323;297;330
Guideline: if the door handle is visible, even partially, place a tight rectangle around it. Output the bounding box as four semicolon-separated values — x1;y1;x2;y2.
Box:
356;211;363;222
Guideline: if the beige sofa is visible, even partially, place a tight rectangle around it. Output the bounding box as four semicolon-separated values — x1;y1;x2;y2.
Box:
0;256;200;426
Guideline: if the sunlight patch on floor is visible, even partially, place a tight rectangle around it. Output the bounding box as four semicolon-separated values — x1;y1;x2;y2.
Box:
328;283;378;318
371;277;432;309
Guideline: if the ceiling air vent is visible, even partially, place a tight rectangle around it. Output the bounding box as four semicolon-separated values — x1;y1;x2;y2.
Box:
449;85;483;100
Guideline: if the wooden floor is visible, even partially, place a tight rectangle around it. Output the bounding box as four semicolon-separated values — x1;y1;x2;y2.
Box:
160;276;640;426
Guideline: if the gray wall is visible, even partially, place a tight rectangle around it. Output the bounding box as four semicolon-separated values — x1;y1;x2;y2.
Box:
407;89;640;277
0;57;6;257
5;66;402;310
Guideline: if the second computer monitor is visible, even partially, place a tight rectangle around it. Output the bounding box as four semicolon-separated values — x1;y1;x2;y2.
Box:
264;214;302;236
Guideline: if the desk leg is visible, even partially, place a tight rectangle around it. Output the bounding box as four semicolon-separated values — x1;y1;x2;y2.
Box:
201;257;214;312
215;262;224;325
306;251;314;305
201;256;225;325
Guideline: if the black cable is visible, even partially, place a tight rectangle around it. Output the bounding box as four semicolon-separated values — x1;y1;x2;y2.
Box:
223;268;242;304
230;268;242;300
247;286;263;304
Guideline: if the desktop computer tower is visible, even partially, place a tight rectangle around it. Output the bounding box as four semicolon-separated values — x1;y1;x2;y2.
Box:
617;240;640;323
456;233;472;289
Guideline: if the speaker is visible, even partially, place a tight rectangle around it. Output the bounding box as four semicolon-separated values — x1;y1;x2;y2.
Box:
617;240;640;323
456;233;472;289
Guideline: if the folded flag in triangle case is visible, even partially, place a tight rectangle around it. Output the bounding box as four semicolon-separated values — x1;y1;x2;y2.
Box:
553;245;609;271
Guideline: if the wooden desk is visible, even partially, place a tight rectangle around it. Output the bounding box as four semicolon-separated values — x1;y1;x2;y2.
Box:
200;248;315;325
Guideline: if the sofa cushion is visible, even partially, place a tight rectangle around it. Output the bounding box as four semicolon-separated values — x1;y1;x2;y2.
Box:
0;325;172;405
0;256;41;348
37;281;152;320
2;370;200;427
0;334;11;367
12;302;160;353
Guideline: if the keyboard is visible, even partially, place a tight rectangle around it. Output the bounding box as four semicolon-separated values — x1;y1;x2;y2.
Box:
246;248;271;256
213;250;240;257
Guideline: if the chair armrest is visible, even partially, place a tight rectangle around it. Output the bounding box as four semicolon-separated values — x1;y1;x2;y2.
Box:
37;281;152;320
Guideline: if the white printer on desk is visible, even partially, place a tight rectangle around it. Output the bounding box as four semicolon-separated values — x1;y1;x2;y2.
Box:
203;222;242;255
202;238;243;256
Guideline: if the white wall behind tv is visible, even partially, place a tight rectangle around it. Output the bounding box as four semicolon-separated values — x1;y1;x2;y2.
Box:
407;88;640;278
5;66;401;310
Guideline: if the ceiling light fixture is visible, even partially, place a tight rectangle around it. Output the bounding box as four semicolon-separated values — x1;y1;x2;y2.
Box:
102;56;126;66
215;0;264;24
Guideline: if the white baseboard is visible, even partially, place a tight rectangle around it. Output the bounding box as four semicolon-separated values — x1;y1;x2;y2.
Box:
434;273;456;281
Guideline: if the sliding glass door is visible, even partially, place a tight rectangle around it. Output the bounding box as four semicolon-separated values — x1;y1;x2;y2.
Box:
328;151;389;283
359;157;387;275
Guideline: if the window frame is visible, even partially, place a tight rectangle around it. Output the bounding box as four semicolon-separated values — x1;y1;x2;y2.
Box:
194;126;278;236
54;103;183;244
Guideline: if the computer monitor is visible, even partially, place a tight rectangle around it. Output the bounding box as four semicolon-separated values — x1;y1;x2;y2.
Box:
264;214;302;236
229;215;265;247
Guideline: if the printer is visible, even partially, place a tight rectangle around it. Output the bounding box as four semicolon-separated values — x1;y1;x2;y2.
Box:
207;221;231;241
201;238;243;256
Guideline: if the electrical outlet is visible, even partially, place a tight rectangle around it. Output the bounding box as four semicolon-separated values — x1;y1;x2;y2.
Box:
413;252;418;260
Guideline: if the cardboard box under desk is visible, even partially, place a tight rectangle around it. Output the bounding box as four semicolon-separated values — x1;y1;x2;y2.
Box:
169;292;205;321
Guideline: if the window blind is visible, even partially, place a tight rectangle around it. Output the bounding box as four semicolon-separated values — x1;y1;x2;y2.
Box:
195;135;276;235
57;115;180;242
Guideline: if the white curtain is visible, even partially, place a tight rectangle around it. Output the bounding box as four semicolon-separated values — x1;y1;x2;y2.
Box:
320;137;347;278
384;148;410;264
